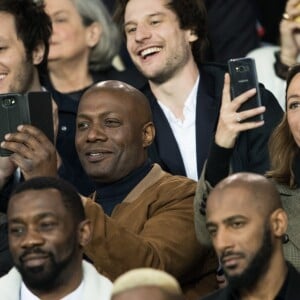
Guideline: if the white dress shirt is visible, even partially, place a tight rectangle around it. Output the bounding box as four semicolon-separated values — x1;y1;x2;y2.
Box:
158;76;199;180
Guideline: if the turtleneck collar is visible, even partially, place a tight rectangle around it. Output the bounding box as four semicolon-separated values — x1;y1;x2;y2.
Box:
94;159;153;216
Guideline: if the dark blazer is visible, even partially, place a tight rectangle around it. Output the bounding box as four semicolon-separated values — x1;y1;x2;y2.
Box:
141;63;283;179
200;262;300;299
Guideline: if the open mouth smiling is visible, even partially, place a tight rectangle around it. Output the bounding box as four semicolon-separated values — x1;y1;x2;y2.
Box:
86;150;112;162
0;73;7;80
139;47;162;59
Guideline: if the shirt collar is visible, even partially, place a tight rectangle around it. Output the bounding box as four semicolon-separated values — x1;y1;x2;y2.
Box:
21;279;84;300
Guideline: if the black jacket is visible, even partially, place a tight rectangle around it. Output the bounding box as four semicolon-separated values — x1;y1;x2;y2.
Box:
142;63;283;178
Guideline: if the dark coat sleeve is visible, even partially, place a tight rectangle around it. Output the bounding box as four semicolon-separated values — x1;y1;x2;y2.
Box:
231;84;283;174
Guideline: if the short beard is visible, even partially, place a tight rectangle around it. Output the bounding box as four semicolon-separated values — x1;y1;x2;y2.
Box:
226;226;273;293
137;50;190;85
16;245;76;292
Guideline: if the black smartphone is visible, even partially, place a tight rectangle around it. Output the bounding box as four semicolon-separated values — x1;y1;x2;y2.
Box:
0;91;54;156
227;57;263;122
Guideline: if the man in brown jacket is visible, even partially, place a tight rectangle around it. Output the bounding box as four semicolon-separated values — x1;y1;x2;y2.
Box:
76;80;217;299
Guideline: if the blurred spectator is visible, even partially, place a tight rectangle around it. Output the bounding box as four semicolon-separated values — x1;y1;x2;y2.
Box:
256;0;287;45
247;0;300;110
111;268;184;300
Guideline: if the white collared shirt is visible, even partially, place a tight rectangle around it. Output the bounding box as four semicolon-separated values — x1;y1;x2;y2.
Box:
158;76;199;180
21;279;84;300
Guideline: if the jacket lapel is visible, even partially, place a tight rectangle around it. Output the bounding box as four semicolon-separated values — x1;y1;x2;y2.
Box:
141;63;226;178
195;69;221;177
144;87;186;176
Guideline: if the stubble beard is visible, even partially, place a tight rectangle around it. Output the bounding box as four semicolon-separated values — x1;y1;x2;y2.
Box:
136;44;191;85
11;59;36;94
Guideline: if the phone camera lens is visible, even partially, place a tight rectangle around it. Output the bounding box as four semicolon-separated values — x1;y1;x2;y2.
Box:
235;65;249;73
2;97;15;107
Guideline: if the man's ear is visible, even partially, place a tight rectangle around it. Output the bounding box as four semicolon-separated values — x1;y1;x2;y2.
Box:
86;22;102;48
270;208;288;238
78;219;92;247
188;28;198;42
32;42;46;65
142;122;155;148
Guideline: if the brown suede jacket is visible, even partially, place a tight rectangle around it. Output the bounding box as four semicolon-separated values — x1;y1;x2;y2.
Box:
82;164;218;299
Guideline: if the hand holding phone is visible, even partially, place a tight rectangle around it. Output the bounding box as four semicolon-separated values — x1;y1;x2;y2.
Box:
228;57;264;122
214;72;265;149
0;91;54;156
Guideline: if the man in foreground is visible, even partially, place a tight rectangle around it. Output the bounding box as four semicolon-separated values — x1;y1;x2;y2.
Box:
76;80;217;298
203;173;300;299
0;177;112;299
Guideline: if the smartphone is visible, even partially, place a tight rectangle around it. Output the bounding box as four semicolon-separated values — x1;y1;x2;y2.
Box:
227;57;263;122
0;91;54;156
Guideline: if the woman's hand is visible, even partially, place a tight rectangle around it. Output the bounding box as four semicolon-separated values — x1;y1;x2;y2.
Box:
215;74;265;149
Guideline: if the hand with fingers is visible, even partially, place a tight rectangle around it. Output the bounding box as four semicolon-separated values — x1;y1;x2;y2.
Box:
0;124;58;180
280;0;300;67
0;157;17;189
215;74;265;149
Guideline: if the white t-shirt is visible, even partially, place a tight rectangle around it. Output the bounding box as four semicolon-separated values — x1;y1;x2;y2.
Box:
21;280;84;300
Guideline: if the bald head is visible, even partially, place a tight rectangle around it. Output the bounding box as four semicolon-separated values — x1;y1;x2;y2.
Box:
208;173;282;218
80;80;153;125
88;80;148;100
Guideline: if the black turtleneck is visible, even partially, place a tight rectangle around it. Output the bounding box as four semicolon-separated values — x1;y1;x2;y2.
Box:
94;160;153;216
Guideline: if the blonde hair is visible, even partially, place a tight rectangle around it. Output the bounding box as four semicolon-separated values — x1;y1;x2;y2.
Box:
111;268;182;297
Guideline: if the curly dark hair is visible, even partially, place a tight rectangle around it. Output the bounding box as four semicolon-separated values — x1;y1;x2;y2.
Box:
0;0;52;73
114;0;208;65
